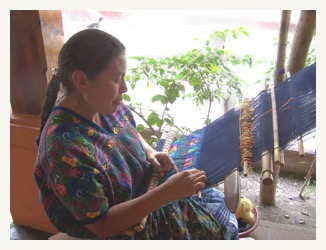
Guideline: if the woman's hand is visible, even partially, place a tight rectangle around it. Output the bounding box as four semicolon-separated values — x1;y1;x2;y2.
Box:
160;169;207;201
137;132;178;176
147;151;178;177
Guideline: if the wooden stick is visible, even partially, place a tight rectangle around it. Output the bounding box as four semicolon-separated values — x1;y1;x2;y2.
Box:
261;150;273;186
298;135;305;157
286;71;305;158
125;130;176;235
197;190;202;199
270;83;281;166
299;155;316;199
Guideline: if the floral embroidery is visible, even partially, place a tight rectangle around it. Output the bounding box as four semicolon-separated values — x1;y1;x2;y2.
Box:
113;126;120;134
72;117;80;123
55;183;66;196
88;129;95;136
86;211;100;219
61;155;77;167
107;138;114;149
68;167;81;177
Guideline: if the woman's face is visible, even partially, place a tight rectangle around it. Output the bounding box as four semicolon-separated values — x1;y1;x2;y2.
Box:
86;54;128;115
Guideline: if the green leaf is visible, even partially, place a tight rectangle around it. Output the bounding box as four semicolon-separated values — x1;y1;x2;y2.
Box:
159;68;165;75
210;63;219;73
130;56;145;61
136;124;145;133
148;112;159;126
123;94;131;102
151;94;164;102
241;30;249;37
169;89;180;103
189;77;202;87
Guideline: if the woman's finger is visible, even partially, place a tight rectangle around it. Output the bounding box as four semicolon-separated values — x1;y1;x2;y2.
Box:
161;154;178;173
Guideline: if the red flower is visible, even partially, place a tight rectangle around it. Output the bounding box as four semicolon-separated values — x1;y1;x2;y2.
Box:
55;183;67;196
68;167;81;177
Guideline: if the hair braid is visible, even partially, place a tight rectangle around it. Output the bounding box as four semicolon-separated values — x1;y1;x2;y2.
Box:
36;71;61;146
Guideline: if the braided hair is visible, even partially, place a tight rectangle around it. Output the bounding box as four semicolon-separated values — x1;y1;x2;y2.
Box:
36;29;126;146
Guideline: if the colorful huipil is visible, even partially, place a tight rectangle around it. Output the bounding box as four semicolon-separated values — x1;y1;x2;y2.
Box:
34;102;238;239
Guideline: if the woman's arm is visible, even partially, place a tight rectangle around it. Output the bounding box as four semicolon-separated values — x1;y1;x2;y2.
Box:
86;168;207;238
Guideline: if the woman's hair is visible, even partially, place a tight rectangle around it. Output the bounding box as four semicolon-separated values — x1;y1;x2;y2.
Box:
36;29;126;145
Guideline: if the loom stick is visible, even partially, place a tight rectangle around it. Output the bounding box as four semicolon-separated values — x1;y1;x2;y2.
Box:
299;154;315;199
126;130;176;235
261;150;273;185
280;149;285;167
286;71;305;158
197;190;202;199
298;135;305;157
270;83;281;165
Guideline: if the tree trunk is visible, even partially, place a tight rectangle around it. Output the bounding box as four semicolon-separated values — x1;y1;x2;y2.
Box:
286;10;316;75
274;11;292;85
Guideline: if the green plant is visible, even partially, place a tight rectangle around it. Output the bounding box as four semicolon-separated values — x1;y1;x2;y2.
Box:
254;33;316;89
124;27;252;143
304;180;316;197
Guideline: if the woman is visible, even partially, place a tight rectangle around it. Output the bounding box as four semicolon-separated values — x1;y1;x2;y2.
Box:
34;29;239;239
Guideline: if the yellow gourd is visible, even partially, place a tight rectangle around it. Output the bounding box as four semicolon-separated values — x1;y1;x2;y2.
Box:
235;197;255;224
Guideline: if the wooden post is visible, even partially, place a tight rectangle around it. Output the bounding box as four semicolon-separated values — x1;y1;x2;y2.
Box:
10;10;64;116
10;10;48;115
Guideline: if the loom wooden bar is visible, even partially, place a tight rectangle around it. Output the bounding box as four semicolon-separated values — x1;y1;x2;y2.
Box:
280;149;285;167
243;162;248;176
298;136;305;157
270;84;281;165
126;130;176;235
261;151;273;186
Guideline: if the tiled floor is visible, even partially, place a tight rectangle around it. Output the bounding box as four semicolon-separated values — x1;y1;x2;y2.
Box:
10;220;316;240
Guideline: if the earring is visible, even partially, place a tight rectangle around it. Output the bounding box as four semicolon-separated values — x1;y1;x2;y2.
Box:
82;91;89;102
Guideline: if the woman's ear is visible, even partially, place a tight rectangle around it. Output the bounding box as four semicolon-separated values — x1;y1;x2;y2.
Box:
71;70;89;92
